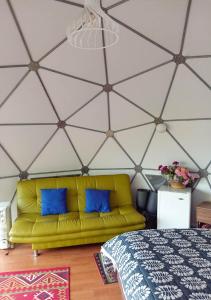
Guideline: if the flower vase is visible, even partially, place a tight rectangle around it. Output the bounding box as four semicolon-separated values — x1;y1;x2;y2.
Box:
170;180;185;189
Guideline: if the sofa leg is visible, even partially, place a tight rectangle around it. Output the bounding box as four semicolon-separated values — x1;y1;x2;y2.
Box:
10;243;15;249
33;250;39;257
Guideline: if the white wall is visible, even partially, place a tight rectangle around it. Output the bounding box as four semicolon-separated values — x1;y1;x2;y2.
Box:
0;0;211;225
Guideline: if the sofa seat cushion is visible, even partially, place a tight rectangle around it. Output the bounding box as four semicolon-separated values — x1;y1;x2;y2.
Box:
10;206;145;238
80;206;144;230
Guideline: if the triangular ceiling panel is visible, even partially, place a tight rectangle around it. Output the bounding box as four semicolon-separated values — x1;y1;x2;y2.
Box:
142;131;198;171
29;129;81;173
65;0;83;4
183;0;211;55
115;124;155;164
0;72;58;123
192;179;211;205
102;0;121;8
114;62;175;117
11;0;82;60
0;125;56;170
0;67;28;106
89;138;134;169
0;147;19;177
65;0;119;8
67;92;108;131
162;65;211;119
29;170;81;179
39;69;102;121
0;0;29;64
41;41;106;84
67;0;83;3
105;23;172;83
109;0;188;53
66;127;105;166
187;58;211;86
0;178;18;202
167;121;211;169
110;92;153;131
89;169;135;179
56;0;120;8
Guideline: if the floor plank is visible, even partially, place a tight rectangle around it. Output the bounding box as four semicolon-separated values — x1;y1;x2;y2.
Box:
0;244;122;300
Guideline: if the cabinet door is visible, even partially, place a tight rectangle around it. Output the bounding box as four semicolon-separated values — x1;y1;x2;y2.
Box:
157;191;191;229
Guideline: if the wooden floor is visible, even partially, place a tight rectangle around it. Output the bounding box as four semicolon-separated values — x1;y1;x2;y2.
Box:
0;244;122;300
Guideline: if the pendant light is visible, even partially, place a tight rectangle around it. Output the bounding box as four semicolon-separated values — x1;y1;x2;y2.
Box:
66;0;119;50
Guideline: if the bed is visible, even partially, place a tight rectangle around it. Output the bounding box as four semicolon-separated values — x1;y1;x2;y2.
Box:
101;228;211;300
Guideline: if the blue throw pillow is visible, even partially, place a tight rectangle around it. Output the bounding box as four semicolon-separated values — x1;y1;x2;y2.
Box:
41;188;68;216
85;189;111;213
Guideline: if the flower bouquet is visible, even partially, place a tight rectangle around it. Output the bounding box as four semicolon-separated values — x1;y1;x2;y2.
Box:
158;161;200;189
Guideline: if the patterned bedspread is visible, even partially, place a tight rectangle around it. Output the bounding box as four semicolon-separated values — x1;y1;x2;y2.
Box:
102;229;211;300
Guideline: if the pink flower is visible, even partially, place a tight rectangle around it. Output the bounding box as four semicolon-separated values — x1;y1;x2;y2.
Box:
160;166;169;173
181;173;189;180
175;168;182;177
178;167;189;180
158;165;163;170
183;179;190;186
173;161;179;165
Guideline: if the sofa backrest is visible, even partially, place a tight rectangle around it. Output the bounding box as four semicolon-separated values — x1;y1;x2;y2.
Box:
17;174;133;215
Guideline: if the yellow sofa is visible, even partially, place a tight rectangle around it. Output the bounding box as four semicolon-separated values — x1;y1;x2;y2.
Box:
9;174;145;251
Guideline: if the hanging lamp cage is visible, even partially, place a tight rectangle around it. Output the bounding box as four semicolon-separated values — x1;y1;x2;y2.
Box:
66;0;119;50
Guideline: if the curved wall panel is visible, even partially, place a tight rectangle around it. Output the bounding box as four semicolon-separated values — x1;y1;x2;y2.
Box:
0;0;211;223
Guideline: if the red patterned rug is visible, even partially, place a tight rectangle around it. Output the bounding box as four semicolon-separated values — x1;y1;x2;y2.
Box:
0;267;70;300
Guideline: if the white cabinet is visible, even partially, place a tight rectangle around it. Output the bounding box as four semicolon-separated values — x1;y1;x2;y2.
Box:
157;186;191;229
0;202;11;249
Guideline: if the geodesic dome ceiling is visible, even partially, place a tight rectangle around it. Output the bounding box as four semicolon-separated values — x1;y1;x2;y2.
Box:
1;0;211;219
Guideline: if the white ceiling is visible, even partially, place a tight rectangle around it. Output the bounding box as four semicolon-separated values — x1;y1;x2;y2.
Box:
0;0;211;210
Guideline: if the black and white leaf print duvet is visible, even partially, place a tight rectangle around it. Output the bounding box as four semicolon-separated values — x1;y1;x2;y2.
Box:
102;229;211;300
